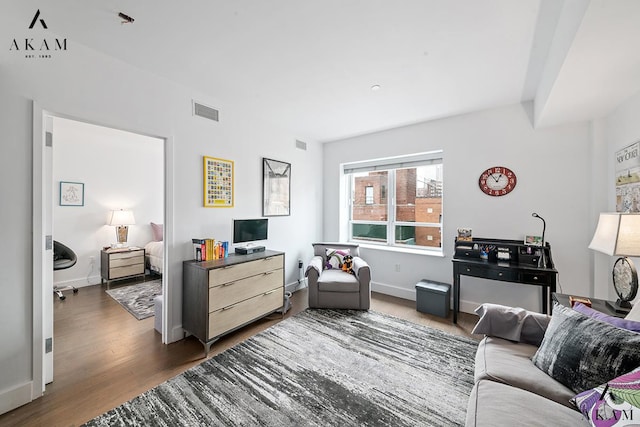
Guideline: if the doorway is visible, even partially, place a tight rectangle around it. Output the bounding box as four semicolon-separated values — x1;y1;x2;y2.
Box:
33;105;172;393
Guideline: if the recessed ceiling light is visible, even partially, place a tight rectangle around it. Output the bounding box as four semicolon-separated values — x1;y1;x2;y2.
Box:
371;85;381;91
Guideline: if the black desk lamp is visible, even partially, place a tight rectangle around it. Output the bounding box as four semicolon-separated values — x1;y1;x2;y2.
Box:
532;212;547;268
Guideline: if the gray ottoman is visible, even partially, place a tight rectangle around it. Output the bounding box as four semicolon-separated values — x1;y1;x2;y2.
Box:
415;279;451;318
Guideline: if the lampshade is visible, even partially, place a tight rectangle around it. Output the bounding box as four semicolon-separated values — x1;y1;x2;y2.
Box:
589;213;640;256
108;209;136;226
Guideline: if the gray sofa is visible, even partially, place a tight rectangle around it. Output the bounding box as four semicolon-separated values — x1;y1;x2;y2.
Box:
466;304;585;426
305;242;371;310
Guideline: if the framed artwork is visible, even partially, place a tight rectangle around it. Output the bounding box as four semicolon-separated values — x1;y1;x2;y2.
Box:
203;156;234;208
263;158;291;216
59;181;84;206
615;141;640;212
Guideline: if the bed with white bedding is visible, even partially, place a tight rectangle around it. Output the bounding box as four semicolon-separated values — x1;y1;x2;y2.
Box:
145;241;163;274
145;222;164;275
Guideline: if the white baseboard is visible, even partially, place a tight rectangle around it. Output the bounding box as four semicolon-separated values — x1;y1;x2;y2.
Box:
53;275;101;289
285;279;307;294
0;381;34;416
371;281;480;316
168;325;184;344
371;281;417;301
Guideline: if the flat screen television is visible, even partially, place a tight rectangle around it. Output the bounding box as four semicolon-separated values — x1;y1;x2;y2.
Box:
233;218;268;245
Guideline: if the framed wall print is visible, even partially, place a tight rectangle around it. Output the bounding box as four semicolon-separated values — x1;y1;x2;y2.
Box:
263;157;291;216
59;181;84;206
615;141;640;212
203;156;234;208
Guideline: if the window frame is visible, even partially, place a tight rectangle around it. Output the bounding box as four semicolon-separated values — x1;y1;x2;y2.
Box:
343;151;443;253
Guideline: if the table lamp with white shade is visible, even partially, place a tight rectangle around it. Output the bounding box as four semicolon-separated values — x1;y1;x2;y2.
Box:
108;209;135;247
589;212;640;313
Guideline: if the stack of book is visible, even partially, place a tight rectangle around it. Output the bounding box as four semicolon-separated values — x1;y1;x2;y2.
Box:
192;239;229;261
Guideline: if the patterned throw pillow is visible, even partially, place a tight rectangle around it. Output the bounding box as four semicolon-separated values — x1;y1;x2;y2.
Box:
325;248;350;270
571;366;640;426
532;303;640;394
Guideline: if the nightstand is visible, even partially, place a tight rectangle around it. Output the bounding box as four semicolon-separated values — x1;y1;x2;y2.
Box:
101;247;145;288
552;293;627;318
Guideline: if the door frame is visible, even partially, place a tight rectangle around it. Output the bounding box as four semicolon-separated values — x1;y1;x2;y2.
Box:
32;101;174;396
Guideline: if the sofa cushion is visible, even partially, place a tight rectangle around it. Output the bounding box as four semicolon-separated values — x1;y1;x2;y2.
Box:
571;366;640;426
573;302;640;332
466;380;584;427
474;336;575;408
532;303;640;395
317;269;360;292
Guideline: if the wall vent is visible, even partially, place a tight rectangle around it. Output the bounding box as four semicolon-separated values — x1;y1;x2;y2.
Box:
295;140;307;150
193;101;219;122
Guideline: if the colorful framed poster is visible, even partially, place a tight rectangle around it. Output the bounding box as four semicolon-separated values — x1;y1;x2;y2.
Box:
59;181;84;206
615;141;640;212
203;156;234;208
263;157;291;216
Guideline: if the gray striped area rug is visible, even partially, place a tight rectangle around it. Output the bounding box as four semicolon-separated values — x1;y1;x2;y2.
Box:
84;309;477;426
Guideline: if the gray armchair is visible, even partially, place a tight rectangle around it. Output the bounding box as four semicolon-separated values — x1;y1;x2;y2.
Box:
305;243;371;310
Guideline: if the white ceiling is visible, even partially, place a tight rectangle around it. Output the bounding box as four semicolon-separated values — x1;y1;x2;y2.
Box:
5;0;640;142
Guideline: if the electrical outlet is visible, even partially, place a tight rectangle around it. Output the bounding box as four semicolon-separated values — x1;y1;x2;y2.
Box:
89;256;95;264
395;263;401;272
298;259;303;269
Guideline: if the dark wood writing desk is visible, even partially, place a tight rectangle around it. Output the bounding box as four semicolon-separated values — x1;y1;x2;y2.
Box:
452;238;558;324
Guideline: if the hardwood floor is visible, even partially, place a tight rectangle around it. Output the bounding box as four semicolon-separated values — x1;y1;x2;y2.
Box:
0;283;479;427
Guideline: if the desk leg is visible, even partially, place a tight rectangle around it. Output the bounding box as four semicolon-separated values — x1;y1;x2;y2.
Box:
542;285;548;315
453;269;460;324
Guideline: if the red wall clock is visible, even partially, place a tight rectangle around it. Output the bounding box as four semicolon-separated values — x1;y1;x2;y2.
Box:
478;166;517;197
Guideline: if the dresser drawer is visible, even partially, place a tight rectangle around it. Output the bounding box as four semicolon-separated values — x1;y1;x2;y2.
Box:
110;263;144;279
208;255;283;287
109;250;144;261
209;268;283;311
110;255;144;268
208;288;283;339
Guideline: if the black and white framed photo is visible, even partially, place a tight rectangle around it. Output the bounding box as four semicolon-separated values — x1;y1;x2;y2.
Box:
59;181;84;206
263;158;290;216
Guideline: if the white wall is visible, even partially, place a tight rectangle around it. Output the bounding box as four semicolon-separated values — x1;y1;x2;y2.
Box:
602;89;640;302
323;104;595;313
53;117;163;288
0;38;322;412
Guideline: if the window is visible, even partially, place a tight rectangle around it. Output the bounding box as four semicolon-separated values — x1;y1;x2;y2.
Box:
343;151;443;251
365;186;374;205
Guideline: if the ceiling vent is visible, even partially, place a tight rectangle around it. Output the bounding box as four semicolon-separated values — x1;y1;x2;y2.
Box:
295;140;307;151
193;101;219;122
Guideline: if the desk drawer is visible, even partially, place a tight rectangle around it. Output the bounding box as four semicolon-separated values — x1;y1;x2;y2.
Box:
461;265;517;282
521;272;550;284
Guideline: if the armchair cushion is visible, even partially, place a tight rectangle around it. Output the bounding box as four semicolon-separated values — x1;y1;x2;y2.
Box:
317;269;360;292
